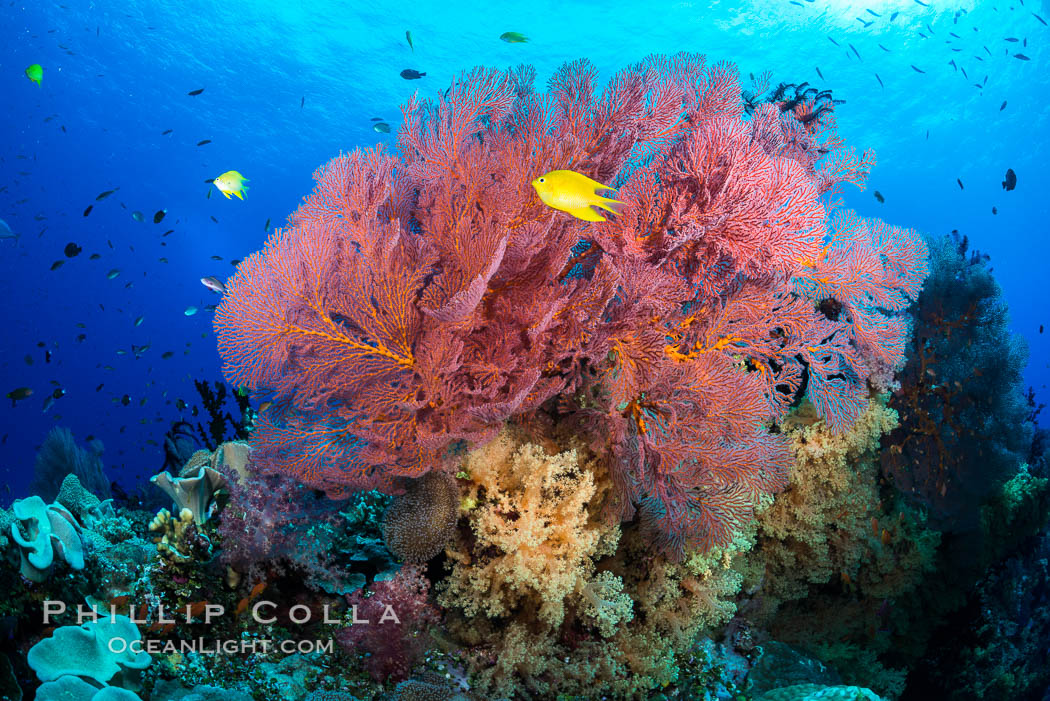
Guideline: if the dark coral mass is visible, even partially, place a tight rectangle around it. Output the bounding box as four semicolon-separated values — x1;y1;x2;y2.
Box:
382;471;459;563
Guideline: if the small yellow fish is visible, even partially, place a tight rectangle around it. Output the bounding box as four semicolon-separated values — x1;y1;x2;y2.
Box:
531;170;624;222
213;170;249;200
25;64;43;86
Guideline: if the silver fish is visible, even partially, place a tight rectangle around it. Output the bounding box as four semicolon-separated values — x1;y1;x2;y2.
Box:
200;276;225;293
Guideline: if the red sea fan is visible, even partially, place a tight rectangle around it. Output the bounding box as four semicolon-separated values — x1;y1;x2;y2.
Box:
216;53;928;555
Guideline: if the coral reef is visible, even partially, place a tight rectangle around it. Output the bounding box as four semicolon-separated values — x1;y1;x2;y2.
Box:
8;55;1036;701
215;53;927;558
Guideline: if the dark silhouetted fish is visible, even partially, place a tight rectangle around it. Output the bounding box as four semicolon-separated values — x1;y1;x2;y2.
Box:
400;69;425;79
1002;168;1016;191
957;178;964;190
187;88;204;96
7;387;32;406
874;191;885;203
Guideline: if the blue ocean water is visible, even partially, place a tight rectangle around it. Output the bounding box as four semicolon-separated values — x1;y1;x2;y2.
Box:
1;0;1046;498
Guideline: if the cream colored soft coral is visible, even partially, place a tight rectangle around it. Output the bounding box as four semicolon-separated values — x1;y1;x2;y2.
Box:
440;427;618;629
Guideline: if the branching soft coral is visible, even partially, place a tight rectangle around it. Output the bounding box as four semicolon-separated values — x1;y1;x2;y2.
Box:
440;427;617;629
748;397;938;620
438;427;750;698
337;565;440;683
740;397;940;698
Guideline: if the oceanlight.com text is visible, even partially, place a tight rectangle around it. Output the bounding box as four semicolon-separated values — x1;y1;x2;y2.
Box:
108;637;336;656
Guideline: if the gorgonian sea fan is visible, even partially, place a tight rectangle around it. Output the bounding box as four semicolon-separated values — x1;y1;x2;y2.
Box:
215;53;928;555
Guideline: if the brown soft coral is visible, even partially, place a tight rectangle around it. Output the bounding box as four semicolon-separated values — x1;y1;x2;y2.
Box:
740;395;941;698
746;396;907;617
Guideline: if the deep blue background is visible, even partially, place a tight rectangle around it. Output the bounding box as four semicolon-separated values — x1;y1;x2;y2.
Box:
2;0;1047;500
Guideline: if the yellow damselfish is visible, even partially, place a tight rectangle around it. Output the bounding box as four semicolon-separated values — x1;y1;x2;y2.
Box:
531;170;624;222
213;170;249;200
25;64;43;86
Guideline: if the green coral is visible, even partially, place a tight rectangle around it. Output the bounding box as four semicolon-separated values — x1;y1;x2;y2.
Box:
979;464;1050;562
757;684;887;701
27;614;151;686
35;676;140;701
9;496;86;582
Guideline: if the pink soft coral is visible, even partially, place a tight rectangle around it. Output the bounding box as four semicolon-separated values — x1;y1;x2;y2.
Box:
336;565;440;682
